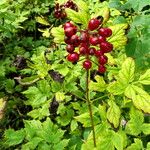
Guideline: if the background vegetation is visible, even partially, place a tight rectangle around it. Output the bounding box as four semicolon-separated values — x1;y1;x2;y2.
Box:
0;0;150;149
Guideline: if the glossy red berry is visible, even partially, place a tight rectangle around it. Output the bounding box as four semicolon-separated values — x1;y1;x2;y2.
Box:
79;46;88;55
100;42;113;53
80;31;89;42
66;44;75;53
98;35;106;44
67;52;79;62
88;18;101;31
95;50;104;57
89;36;99;46
70;35;80;47
64;27;77;37
64;21;74;29
99;55;108;64
83;60;92;70
98;28;112;37
64;36;71;44
98;65;106;73
89;47;96;55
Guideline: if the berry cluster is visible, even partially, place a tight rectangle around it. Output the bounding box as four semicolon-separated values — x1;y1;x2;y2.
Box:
63;18;113;73
54;0;78;19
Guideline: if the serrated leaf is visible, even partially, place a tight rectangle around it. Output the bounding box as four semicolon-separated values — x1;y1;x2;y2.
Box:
108;24;128;49
107;81;126;95
23;80;51;108
22;137;43;150
126;139;143;150
65;8;89;27
4;129;25;147
125;108;143;136
118;57;135;84
35;16;50;25
139;69;150;85
107;100;121;128
107;57;135;95
27;101;50;119
89;75;106;92
125;85;150;113
51;26;64;43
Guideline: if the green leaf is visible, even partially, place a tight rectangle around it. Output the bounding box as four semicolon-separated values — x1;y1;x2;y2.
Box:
108;23;128;49
112;132;123;150
107;100;121;128
38;28;50;38
142;123;150;135
118;57;135;84
98;104;107;121
70;120;78;132
89;75;106;92
35;16;50;25
139;69;150;85
74;112;99;127
5;79;15;93
126;139;143;150
4;129;25;147
27;101;50;119
65;8;89;27
147;142;150;150
23;80;51;108
125;107;144;136
51;26;64;43
22;137;43;150
75;0;89;12
107;57;135;95
123;0;150;12
125;84;150;113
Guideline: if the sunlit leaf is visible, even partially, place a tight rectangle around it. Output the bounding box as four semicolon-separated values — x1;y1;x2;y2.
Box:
108;23;128;49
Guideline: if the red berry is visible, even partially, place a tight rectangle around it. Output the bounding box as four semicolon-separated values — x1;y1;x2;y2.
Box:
100;42;113;53
95;50;104;57
99;55;108;64
98;65;106;73
89;47;96;55
88;18;101;31
79;46;88;55
64;36;71;44
83;60;92;70
80;31;89;42
98;28;112;37
64;21;74;29
64;27;77;37
98;35;106;44
67;52;79;63
89;36;99;46
70;35;80;47
80;42;89;48
66;44;75;53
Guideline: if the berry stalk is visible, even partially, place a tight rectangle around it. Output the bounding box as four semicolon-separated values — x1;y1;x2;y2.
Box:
86;69;96;147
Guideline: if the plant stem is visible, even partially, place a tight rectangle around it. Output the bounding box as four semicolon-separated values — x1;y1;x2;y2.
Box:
86;70;96;147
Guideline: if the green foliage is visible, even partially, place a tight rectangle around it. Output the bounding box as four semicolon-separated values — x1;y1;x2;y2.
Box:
3;118;69;149
0;0;150;149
